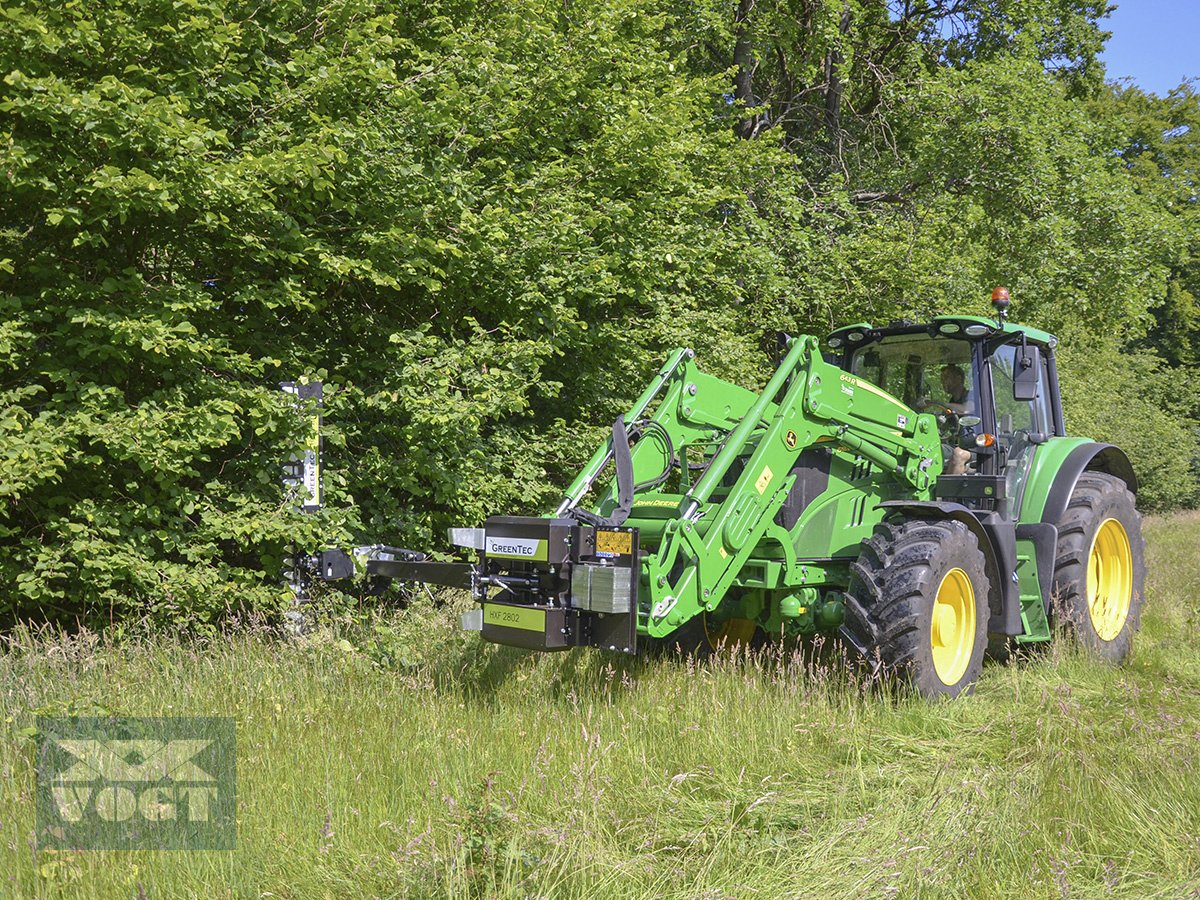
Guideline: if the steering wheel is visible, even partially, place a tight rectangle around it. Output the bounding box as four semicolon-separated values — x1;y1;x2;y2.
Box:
915;397;952;413
915;397;960;430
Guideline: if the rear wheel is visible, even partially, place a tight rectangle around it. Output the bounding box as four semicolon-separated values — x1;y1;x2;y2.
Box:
1050;472;1145;662
846;518;989;699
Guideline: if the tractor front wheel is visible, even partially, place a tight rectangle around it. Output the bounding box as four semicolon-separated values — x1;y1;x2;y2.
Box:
846;518;989;699
1050;472;1145;662
650;609;762;658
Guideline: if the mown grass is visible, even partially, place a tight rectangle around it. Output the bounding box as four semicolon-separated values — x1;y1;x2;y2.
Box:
3;513;1200;898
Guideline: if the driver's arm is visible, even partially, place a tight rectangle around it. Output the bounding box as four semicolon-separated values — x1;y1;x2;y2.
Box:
944;445;971;475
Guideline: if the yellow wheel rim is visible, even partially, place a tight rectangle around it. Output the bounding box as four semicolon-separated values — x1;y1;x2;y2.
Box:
1087;518;1133;642
704;616;757;651
931;568;976;686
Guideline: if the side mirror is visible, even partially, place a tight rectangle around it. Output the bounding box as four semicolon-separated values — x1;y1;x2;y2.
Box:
1013;344;1041;401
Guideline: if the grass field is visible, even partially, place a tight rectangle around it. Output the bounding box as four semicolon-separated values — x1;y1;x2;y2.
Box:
3;512;1200;898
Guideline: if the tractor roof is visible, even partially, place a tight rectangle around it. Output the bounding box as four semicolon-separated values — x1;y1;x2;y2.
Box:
826;315;1057;350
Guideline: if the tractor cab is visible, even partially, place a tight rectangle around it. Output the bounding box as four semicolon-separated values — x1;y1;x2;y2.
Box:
826;309;1062;520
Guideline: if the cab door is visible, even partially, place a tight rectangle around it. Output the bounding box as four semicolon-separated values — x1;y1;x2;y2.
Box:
984;342;1054;517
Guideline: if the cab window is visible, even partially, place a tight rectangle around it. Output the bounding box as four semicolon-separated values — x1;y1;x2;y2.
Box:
850;336;975;414
989;344;1052;436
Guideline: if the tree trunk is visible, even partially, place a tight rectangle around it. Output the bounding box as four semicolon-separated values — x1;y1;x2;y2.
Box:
824;0;853;167
734;0;757;138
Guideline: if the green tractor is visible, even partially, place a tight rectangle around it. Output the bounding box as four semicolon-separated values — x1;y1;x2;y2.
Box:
368;291;1144;698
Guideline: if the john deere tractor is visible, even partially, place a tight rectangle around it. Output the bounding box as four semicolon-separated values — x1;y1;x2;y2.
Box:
361;292;1144;698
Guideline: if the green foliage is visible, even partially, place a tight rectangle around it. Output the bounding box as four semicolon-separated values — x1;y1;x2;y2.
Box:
1059;341;1200;511
0;0;1196;624
1110;82;1200;367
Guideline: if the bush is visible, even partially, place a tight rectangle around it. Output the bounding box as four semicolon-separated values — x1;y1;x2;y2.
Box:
1058;341;1200;511
0;0;801;624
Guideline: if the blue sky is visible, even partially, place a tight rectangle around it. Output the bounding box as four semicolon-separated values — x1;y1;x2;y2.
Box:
1100;1;1199;95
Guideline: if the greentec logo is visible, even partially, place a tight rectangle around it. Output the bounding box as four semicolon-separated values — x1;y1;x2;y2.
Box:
485;535;548;561
36;718;236;850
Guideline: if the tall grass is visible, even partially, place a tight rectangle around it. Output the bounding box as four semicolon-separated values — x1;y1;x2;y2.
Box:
3;513;1200;898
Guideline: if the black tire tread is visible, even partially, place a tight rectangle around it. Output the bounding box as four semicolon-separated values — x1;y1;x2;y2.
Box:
845;517;989;699
1049;471;1145;662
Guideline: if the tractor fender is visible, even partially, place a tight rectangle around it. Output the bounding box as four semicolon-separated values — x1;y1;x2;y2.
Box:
1038;443;1137;527
876;501;1021;636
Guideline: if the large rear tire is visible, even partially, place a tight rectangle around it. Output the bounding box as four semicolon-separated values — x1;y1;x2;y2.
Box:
846;518;989;699
1050;472;1145;662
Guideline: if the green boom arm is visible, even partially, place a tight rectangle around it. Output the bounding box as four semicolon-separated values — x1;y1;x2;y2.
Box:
566;336;943;638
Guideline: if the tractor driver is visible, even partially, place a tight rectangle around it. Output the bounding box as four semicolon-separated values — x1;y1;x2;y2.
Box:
940;364;974;415
914;364;975;418
934;364;974;475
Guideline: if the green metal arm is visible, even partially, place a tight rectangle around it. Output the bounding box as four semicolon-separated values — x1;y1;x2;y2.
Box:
641;336;943;636
552;336;943;639
554;347;693;516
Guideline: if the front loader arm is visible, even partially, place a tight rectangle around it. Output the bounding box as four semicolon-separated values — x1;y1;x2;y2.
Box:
555;347;696;518
644;335;943;636
345;337;942;655
556;348;761;522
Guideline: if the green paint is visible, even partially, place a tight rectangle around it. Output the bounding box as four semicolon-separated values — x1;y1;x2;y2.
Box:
1014;542;1052;643
1017;436;1095;522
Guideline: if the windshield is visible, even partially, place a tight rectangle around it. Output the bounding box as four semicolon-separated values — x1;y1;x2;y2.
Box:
849;335;975;415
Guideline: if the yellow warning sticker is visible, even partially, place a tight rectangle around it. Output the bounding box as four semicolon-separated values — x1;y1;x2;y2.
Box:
755;465;773;495
596;529;633;556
